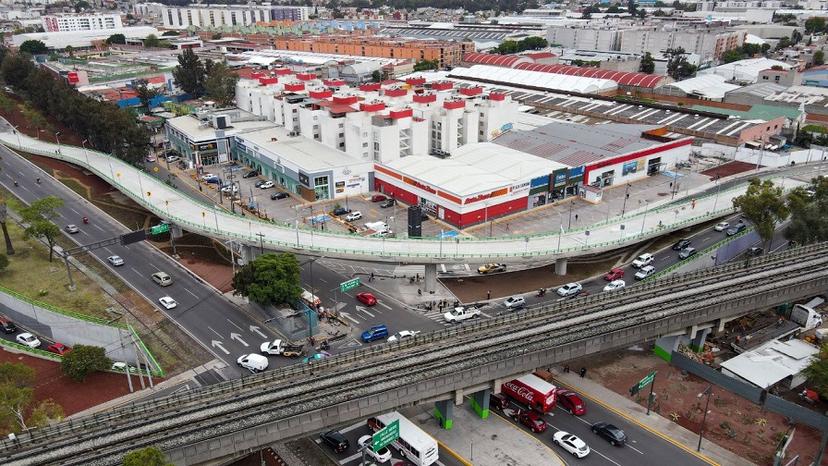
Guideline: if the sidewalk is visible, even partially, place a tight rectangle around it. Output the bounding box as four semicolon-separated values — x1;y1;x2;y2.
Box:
548;368;756;466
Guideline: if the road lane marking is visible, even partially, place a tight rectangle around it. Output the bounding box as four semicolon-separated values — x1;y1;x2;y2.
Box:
546;420;620;466
68;207;80;216
226;319;243;331
184;288;199;299
317;277;328;283
357;307;375;317
93;224;105;233
626;443;645;455
129;266;142;276
378;302;391;310
207;326;223;338
103;247;113;254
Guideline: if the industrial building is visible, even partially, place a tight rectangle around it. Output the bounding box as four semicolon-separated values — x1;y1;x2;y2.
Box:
41;13;122;33
162;4;309;29
11;26;160;49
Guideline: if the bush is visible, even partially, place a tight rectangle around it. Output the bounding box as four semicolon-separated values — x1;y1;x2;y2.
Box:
123;446;172;466
61;345;111;382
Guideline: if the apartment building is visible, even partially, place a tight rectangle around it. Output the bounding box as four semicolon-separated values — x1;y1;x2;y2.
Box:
546;27;620;51
42;13;122;33
619;28;745;61
162;4;309;29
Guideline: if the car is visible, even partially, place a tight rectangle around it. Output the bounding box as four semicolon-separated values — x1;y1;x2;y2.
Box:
259;339;304;357
603;279;626;292
604;267;624;281
270;191;289;200
356;292;377;306
387;330;421;343
517;410;547;433
672;239;691;251
345;211;363;222
592;422;627;446
379;198;396;208
0;317;17;334
107;255;124;266
749;246;764;256
46;342;71;356
553;431;591;458
361;325;389;343
254;180;267;188
16;332;41;349
504;296;526;309
201;173;218;181
65;224;79;234
443;306;481;323
631;253;654;268
357;435;391;463
303;352;329;364
805;187;817;198
205;177;221;185
332;206;351;216
237;353;268;373
145;155;156;163
242;170;259;178
727;223;747;236
151;271;173;287
164;154;180;163
371;194;387;202
714;221;730;232
557;282;583;297
158;296;177;310
111;362;138;373
259;181;275;189
635;265;656;280
321;430;350;454
221;185;238;194
679;247;697;260
555;389;586;415
478;263;506;274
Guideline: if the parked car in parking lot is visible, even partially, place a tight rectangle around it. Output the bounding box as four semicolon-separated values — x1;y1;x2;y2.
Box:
370;194;387;202
332;206;351;216
242;170;258;178
345;211;363;222
634;265;656;280
672;239;691;251
592;422;627;446
727;223;747;236
270;191;289;200
221;185;238;194
320;431;350;453
379;198;396;208
16;333;41;349
632;253;654;268
557;282;582;297
259;181;274;189
255;180;267;188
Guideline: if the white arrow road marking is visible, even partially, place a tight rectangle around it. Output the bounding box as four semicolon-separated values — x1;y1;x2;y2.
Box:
339;311;360;324
356;306;374;317
211;340;229;355
249;325;267;339
230;333;249;347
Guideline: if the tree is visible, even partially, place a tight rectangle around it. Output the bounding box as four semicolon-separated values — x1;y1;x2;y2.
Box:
106;34;126;45
722;49;744;64
123;447;172;466
211;32;223;40
785;176;828;245
204;62;238;107
665;47;696;80
172;48;205;97
804;343;828;399
61;345;112;382
19;40;47;55
134;80;160;109
606;4;621;13
232;253;302;306
627;0;637;15
64;45;74;58
792;29;803;45
143;34;164;49
732;178;790;250
776;36;792;50
371;70;381;82
815;50;825;66
639;52;655;73
805;17;825;34
0;362;64;433
413;59;439;71
20;196;63;262
0;201;14;256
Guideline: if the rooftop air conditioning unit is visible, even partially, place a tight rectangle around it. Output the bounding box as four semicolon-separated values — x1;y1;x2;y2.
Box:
212;114;230;129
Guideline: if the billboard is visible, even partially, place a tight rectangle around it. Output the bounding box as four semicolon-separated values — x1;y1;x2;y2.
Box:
553;169;568;188
622;160;638;176
567;166;584;185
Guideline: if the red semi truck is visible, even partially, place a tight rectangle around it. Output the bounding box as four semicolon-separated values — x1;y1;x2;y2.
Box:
501;374;558;413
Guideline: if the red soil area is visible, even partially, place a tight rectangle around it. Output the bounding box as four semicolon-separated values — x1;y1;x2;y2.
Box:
701;161;758;181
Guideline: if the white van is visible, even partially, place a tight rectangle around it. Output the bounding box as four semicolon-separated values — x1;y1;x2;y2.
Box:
237;353;268;373
151;272;173;287
301;289;321;309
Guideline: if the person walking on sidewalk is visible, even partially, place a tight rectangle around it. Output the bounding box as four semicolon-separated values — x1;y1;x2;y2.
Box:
579;367;587;378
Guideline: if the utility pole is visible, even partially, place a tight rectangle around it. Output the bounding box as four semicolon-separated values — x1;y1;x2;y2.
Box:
697;385;713;451
256;232;265;254
621;183;630;217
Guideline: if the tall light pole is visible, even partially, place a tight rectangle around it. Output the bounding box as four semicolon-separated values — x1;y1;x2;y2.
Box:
81;139;90;166
621;183;631;217
54;131;61;153
697;385;713;452
640;200;650;235
11;124;20;147
568;199;574;229
712;175;721;212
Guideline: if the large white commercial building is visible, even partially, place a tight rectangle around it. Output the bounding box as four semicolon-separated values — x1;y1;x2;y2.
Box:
162;4;309;29
11;26;159;49
42;13;122;33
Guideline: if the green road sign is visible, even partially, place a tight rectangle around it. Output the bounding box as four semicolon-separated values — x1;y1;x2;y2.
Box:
630;371;657;396
150;223;170;235
372;419;399;452
340;277;361;292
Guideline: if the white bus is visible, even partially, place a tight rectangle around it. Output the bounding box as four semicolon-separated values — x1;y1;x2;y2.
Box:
367;411;439;466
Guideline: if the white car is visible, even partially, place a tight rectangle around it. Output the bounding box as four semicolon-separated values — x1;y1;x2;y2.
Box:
714;221;729;232
553;431;590;458
260;181;275;189
504;296;526;309
237;353;268;373
158;296;177;310
635;265;656;280
603;279;626;292
358;435;392;463
556;282;583;297
632;253;654;268
16;333;41;349
260;339;285;355
111;362;138;373
107;255;124;266
443;306;481;323
345;211;363;222
64;224;79;234
201;173;217;181
387;330;420;342
221;184;238;193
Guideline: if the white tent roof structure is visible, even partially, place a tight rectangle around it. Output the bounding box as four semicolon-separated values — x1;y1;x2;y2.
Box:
664;74;741;100
449;64;617;94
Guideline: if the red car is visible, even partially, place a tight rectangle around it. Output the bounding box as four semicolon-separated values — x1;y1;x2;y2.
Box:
517;410;547;433
356;292;377;306
604;267;624;281
370;194;387;202
555;389;586;415
46;343;71;356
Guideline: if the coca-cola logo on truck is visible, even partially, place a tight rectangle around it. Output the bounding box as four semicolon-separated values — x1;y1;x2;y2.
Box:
504;381;534;403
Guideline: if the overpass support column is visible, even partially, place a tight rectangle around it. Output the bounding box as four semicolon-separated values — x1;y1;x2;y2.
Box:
434;399;453;430
424;264;437;294
170;224;183;239
689;328;712;352
654;334;687;362
240;245;255;265
554;259;567;276
470;389;491;419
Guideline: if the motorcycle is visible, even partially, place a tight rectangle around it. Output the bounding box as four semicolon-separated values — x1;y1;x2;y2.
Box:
82;216;89;224
536;288;546;297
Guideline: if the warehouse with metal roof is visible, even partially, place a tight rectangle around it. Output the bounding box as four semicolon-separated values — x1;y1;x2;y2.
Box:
449;64;617;94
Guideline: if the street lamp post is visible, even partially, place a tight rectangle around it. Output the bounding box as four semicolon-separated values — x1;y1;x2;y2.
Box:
621;183;631;217
54;131;61;153
81;139;90;166
697;385;713;452
568;200;574;229
11;125;21;147
712;175;721;212
640;200;650;235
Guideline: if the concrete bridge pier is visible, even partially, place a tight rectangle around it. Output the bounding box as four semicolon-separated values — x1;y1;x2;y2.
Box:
434;399;453;430
424;263;437;294
554;259;567;276
469;388;491;419
240;244;255;265
689;327;712;352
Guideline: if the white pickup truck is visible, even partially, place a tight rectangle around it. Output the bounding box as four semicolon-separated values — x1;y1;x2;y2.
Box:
443;306;481;323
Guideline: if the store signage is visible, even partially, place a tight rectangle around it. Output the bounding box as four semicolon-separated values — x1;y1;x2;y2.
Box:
404;176;437;195
298;173;310;187
553;169;568;188
510;182;530;195
196;142;217;152
622;161;638;176
530;176;549;188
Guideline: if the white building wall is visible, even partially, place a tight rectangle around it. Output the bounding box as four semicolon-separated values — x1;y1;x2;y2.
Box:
42;14;122;33
547;27;619;51
585;142;691;186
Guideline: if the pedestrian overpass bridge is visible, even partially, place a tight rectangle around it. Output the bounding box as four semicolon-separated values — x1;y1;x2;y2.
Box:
0;132;763;265
1;243;826;466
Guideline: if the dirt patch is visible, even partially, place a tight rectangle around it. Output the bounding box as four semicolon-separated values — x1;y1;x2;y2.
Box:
0;91;84;146
161;233;234;293
701;161;758;181
568;350;827;466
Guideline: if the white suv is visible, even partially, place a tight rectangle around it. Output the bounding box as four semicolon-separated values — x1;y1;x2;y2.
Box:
345;211;363;222
443;306;481;323
635;265;656;280
632;253;654;268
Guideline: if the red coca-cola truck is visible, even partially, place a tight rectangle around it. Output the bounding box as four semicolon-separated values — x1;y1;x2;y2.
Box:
501;374;558;413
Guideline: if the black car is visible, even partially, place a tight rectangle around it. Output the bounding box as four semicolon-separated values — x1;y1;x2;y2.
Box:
0;317;16;334
332;207;351;216
749;246;763;256
242;170;258;179
490;393;509;410
592;422;627;446
727;223;747;236
671;239;691;251
379;198;396;208
320;430;350;453
271;191;289;200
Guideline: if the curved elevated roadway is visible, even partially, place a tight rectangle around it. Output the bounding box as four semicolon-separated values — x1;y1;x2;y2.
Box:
0;131;778;263
2;243;826;465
